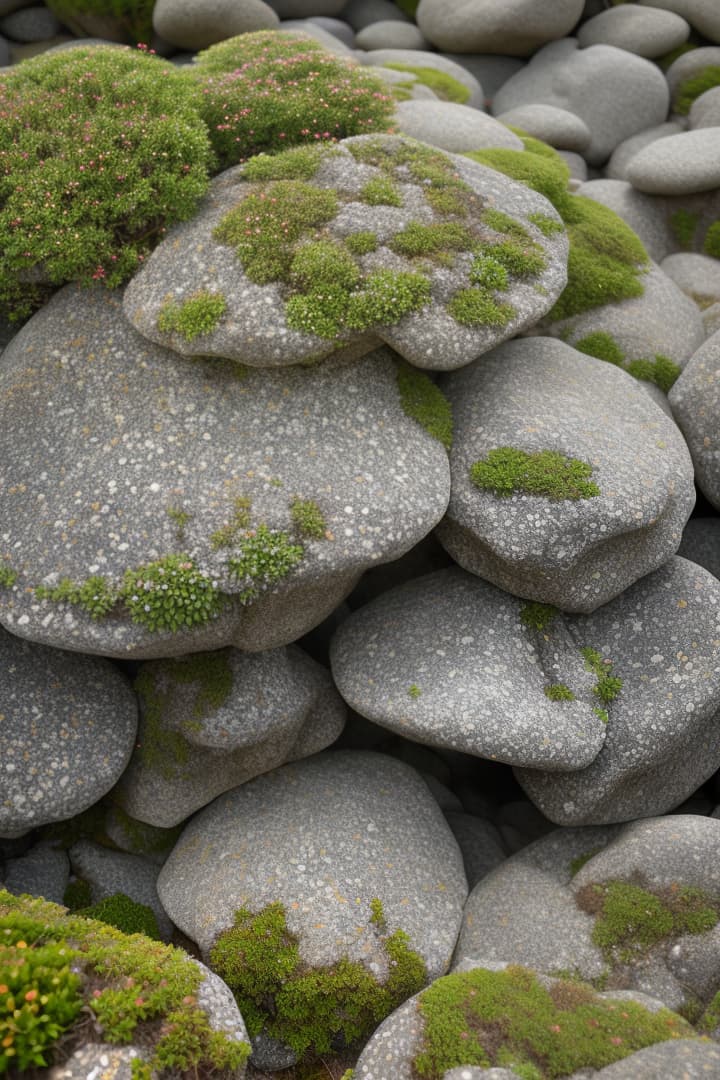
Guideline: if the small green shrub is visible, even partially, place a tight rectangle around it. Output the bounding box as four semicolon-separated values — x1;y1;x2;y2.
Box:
210;496;252;550
209;900;426;1062
389;221;474;259
470;447;600;500
485;238;546;277
0;46;212;321
78;893;161;940
35;575;116;619
242;145;326;182
520;602;557;632
396;361;453;450
675;66;720;115
447;288;515;327
228;525;304;603
581;648;622;704
544;683;575;702
188;32;394;168
412;964;695;1078
408;684;422;699
290;499;326;539
157;290;227;341
121;554;224;633
469;254;509;291
383;63;470;104
0;565;17;588
359;175;404;207
343;270;431;329
346;231;378;255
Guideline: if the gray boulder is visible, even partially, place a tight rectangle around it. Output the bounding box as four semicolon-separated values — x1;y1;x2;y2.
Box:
416;0;585;56
627;128;720;196
577;4;690;58
393;99;522;153
670;328;720;508
152;0;279;50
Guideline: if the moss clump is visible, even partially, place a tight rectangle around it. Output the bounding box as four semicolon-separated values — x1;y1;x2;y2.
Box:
447;288;515;327
343;270;431;329
466;146;571;209
345;231;378;256
290;499;327;539
482;208;532;242
346;137;475;218
576;880;720;965
166;506;192;542
0;564;17;588
670;207;700;249
396;360;453;450
574;331;681;394
0;890;250;1075
390;221;475;259
520;602;557;632
209;900;426;1062
545;683;575;702
408;684;422;699
413;964;694;1078
470;447;600;500
43;0;154;45
675;66;720;115
157;290;227;341
187;31;394;169
78;893;161;941
468;253;509;291
242;145;326;183
581;648;622;704
703;220;720;259
228;524;304;604
63;878;93;912
569;848;602;878
210;496;252;550
528;212;565;237
0;46;212;321
35;575;117;620
488;238;546;277
359;175;404;207
383;62;470;104
290;240;360;293
121;555;223;633
594;707;609;724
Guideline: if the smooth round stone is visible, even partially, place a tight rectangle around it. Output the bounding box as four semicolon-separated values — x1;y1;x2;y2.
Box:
638;0;720;43
444;811;506;890
666;45;720;108
268;0;346;15
661;252;720;308
495;103;591;152
0;287;451;658
436;338;695;612
341;0;409;30
157;749;468;976
307;15;355;46
557;149;587;184
3;843;69;905
0;5;61;41
515;557;720;825
415;0;585;57
360;48;484;107
0;627;137;837
69;839;174;940
670;328;720;508
394;100;522;153
626;127;720;195
680;519;720;580
593;1041;720;1078
372;64;438;100
577;4;690;58
279;18;355;54
152;0;279;49
690;85;720;129
330;566;611;771
114;645;346;827
444;53;525;103
606;122;685;182
493;40;670;166
355;19;427;50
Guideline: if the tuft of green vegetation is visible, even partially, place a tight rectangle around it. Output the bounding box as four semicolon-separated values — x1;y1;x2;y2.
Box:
670;208;700;249
408;684;422;699
466;146;571;209
290;240;360;293
35;575;116;620
0;46;212;322
569;848;602;878
228;524;304;604
157;290;227;341
470;448;600;501
390;221;474;259
166;506;192;543
345;231;378;256
482;208;532;242
359;175;404;207
121;555;223;633
187;31;394;169
486;238;546;278
242;145;326;183
346;137;475;217
520;602;557;632
576;880;720;965
210;496;252;550
581;647;623;705
63;878;93;912
78;893;161;941
43;0;154;45
383;63;470;104
447;288;515;327
290;499;326;540
528;212;565;237
468;253;509;291
0;890;250;1076
343;270;431;330
0;564;17;588
574;331;681;393
594;707;609;724
544;684;575;702
412;964;695;1078
209;900;426;1062
703;220;720;259
396;360;453;450
675;66;720;115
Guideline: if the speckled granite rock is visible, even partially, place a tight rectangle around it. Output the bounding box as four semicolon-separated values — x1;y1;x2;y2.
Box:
0;286;450;658
124;136;567;371
152;0;279;49
444;811;506;890
626;128;720;196
679;517;720;580
393;100;523;154
157;749;467;971
576;4;690;58
436;338;695;611
114;645;346;827
494;103;591;153
0;627;136;838
515;557;720;825
69;838;174;940
415;0;584;57
2;842;69;904
359;50;484;108
670;328;720;509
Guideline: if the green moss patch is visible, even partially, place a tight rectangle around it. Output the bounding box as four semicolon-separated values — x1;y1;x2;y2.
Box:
345;231;378;255
670;208;700;249
390;221;475;259
242;145;326;183
470;447;600;500
359;175;404;207
78;892;161;941
157;290;227;341
703;220;720;259
413;964;694;1078
675;66;720;115
574;330;681;394
520;602;558;632
0;889;250;1076
210;495;252;550
545;683;575;702
290;498;327;539
121;555;224;633
466;146;571;209
209;900;426;1062
469;253;509;291
383;63;470;104
396;360;453;450
228;524;304;604
448;287;515;327
580;647;622;705
0;564;17;588
528;212;565;237
576;879;720;966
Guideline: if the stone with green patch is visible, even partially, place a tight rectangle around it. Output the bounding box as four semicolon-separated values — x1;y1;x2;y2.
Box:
470;447;600;501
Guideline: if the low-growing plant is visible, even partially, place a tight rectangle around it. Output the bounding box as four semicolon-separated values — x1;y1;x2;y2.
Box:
121;555;224;633
470;447;600;500
78;892;161;940
0;46;212;321
228;524;304;603
157;290;227;341
395;360;453;450
290;499;327;539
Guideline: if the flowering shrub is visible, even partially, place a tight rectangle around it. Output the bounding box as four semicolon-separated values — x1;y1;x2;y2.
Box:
0;46;212;320
186;31;395;168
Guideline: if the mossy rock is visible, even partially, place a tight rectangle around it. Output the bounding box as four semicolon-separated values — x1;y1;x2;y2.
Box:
0;889;250;1075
